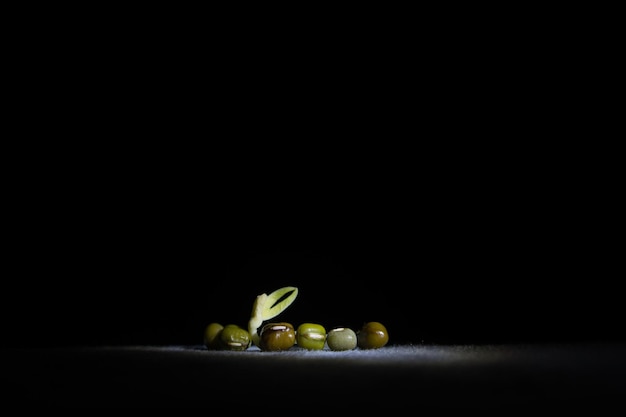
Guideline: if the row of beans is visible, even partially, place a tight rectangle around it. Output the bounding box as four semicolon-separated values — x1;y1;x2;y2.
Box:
204;321;389;351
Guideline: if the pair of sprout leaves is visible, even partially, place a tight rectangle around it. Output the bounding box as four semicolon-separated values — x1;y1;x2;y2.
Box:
248;286;299;347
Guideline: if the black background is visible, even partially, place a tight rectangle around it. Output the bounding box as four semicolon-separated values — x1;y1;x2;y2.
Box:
3;0;622;352
2;10;623;412
4;146;620;349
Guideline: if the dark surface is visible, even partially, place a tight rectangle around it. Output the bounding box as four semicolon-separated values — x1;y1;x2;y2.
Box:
3;343;625;410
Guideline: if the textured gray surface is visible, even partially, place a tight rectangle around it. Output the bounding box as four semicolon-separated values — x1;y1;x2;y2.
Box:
3;343;625;410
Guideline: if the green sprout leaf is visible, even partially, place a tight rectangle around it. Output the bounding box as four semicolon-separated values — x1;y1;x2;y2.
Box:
249;286;298;347
263;286;298;320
